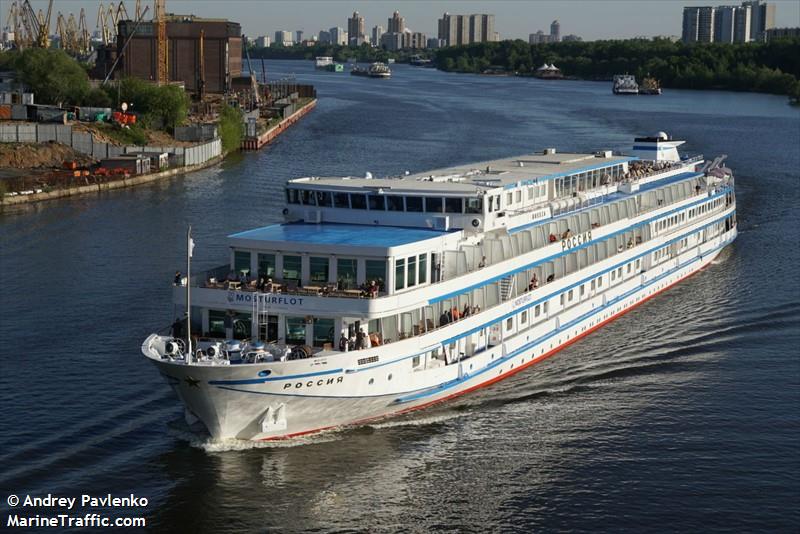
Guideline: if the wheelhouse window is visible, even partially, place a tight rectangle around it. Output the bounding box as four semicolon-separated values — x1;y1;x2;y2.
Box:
407;256;417;287
425;197;443;213
405;196;423;212
337;258;357;289
366;259;387;291
445;197;463;214
310;257;329;283
368;194;385;210
395;258;406;290
285;317;306;345
282;255;301;281
258;253;275;278
465;197;482;214
315;191;332;207
386;196;404;211
287;189;299;204
234;251;251;273
418;254;427;284
300;189;314;205
334;193;349;208
350;193;367;210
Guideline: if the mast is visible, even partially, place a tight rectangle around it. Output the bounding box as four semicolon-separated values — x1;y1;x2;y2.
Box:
187;225;193;359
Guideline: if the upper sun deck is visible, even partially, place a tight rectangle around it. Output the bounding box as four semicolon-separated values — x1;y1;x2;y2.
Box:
229;223;458;255
289;150;635;194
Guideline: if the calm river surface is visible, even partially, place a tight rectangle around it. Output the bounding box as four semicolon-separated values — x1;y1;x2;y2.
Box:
1;61;799;532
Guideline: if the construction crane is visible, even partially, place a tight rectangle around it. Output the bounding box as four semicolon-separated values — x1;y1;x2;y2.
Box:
243;35;261;108
197;29;205;100
154;0;168;85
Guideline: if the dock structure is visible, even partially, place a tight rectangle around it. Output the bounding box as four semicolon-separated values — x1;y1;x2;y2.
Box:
241;99;317;151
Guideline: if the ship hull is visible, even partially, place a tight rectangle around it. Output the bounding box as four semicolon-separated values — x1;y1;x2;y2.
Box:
145;229;735;441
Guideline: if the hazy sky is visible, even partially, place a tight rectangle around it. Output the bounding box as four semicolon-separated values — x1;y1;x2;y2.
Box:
4;1;799;41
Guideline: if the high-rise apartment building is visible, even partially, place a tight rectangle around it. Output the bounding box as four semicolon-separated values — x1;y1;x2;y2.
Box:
685;1;774;43
550;20;561;42
371;25;384;46
370;25;384;46
439;13;495;46
295;30;304;43
329;27;347;46
348;11;365;46
255;35;271;48
274;30;293;46
682;6;716;42
388;11;406;34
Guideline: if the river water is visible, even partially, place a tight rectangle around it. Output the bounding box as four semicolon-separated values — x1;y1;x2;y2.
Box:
1;61;798;532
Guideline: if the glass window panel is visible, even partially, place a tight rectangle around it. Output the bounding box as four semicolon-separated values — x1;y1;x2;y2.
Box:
309;257;329;283
425;197;443;213
334;193;349;208
350;194;367;210
285;317;306;345
312;318;334;347
386;196;404;211
234;251;251;273
365;260;386;291
287;189;299;204
282;255;301;281
395;258;405;290
465;197;482;214
368;194;385;210
405;196;423;212
208;310;226;336
407;256;417;287
258;253;275;278
337;258;357;289
315;191;332;207
445;197;463;213
418;254;427;284
300;189;314;205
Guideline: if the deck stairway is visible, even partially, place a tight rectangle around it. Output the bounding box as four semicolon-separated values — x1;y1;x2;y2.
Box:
499;275;515;301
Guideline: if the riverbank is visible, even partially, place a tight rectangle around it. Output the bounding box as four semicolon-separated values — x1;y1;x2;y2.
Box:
435;38;800;99
0;153;224;208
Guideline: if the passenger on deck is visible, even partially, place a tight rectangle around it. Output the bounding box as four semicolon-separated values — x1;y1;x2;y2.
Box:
528;274;539;291
368;280;379;298
617;244;624;253
339;335;348;352
439;311;450;327
174;271;182;286
627;238;634;249
451;307;460;321
265;278;274;292
546;274;555;283
478;256;487;269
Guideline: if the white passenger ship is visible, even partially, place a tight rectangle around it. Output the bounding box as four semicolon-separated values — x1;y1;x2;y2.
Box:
142;132;737;441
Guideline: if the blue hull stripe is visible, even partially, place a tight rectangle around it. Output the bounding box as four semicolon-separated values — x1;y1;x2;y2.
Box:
394;236;733;405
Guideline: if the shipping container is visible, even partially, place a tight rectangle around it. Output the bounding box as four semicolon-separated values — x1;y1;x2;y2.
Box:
0;104;10;120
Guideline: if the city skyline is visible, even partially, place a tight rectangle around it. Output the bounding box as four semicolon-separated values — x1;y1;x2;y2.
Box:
2;0;798;42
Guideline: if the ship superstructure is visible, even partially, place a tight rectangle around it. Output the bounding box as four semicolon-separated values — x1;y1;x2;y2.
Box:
142;132;737;440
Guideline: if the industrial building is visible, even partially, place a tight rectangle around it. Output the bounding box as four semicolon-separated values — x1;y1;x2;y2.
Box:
97;15;242;93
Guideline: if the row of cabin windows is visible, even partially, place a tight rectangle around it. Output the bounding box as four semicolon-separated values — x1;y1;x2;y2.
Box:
287;189;482;214
655;211;686;233
688;197;723;220
234;250;387;291
554;164;625;197
485;183;548;214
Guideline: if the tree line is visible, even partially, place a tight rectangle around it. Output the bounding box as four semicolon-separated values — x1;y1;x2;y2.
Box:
434;37;800;98
247;42;433;64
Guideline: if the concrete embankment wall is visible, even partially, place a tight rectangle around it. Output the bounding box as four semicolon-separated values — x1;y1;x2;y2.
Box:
241;99;317;150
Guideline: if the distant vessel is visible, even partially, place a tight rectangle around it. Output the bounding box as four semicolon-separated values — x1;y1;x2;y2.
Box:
613;74;639;95
351;62;392;78
315;57;333;69
639;77;662;95
534;63;563;80
142;131;737;441
325;63;344;73
409;55;433;67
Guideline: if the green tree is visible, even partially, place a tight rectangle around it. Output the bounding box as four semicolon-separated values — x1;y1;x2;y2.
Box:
218;104;243;153
12;48;90;105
